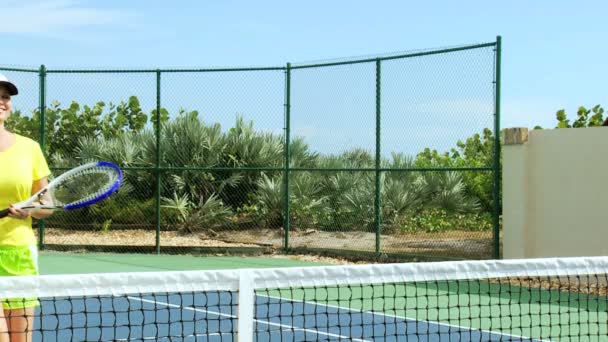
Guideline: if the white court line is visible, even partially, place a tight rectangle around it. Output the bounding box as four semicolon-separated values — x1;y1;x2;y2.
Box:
259;294;551;342
128;296;373;342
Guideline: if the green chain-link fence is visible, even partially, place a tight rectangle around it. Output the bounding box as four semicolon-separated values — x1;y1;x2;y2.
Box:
1;37;502;261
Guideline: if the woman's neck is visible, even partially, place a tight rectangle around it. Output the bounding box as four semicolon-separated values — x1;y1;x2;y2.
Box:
0;127;15;152
0;125;11;139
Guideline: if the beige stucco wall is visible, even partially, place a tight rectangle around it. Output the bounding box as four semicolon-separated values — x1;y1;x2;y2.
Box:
503;127;608;259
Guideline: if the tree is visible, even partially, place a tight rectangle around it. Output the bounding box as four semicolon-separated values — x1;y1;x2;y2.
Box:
535;105;606;130
415;128;496;211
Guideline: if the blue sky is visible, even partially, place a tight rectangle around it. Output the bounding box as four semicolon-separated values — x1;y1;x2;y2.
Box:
1;0;606;156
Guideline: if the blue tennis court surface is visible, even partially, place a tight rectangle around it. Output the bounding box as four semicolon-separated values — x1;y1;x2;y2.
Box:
33;292;532;341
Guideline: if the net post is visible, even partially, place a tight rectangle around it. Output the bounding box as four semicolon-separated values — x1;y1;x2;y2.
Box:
237;270;255;342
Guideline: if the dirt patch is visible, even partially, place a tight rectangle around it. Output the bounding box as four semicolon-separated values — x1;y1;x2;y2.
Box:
40;229;256;248
39;227;496;261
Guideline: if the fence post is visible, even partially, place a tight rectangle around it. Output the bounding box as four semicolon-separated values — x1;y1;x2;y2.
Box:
155;70;162;255
375;59;383;255
283;63;292;251
492;36;502;259
38;64;47;250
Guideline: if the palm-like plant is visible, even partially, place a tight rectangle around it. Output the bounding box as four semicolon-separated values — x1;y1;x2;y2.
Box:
340;179;375;231
152;111;246;207
161;192;233;234
290;172;328;229
158;110;227;168
380;153;424;226
382;177;424;221
313;149;375;231
76;133;146;166
225;115;283;167
223;115;282;208
418;171;481;213
289;137;319;168
252;173;284;228
251;172;330;230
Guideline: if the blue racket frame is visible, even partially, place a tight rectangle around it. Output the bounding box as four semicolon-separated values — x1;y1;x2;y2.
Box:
63;161;123;210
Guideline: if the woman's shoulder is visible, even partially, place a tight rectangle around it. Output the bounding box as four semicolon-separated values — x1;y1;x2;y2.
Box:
13;134;42;149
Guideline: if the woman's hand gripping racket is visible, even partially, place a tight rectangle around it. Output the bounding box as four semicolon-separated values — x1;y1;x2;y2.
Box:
0;161;122;219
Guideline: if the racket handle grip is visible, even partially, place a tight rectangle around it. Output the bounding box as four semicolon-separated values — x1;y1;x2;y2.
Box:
0;208;9;219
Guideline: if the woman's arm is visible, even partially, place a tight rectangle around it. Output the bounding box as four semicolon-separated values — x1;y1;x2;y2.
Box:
29;177;53;219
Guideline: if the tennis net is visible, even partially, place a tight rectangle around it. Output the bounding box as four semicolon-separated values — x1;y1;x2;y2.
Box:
0;256;606;341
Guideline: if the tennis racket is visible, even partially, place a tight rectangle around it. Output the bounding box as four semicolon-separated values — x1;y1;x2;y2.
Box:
0;161;123;219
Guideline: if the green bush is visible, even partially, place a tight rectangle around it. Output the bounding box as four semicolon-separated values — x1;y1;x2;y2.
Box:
90;197;156;227
389;209;492;233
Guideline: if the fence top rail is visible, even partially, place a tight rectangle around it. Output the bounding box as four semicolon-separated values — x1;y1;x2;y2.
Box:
45;66;287;74
290;42;497;69
0;67;39;73
1;41;496;74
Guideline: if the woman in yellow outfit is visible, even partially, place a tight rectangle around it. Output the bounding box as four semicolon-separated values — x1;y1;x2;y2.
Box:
0;73;53;342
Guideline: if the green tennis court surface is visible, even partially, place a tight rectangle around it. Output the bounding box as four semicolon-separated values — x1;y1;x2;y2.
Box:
38;252;330;274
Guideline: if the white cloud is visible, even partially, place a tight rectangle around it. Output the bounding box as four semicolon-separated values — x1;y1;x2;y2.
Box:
1;0;137;38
